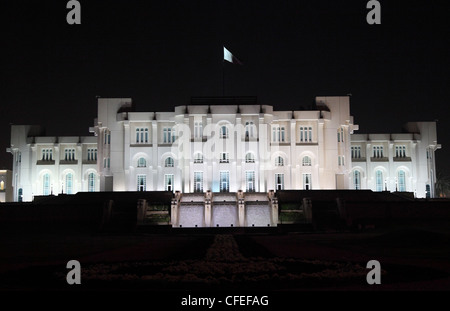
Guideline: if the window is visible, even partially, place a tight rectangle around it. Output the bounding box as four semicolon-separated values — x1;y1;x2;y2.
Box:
246;171;255;192
104;130;111;145
88;173;96;192
338;156;345;166
353;170;361;190
65;173;73;194
395;146;406;158
87;148;97;161
136;128;149;143
220;125;229;138
137;157;146;167
351;146;361;159
337;127;344;143
220;171;229;192
42;149;53;161
220;152;229;163
272;126;286;142
245;121;256;138
163;127;175;143
194;172;203;192
302;156;311;167
165;174;174;191
300;127;313;142
43;173;50;195
194;122;203;138
18;188;23;202
137;175;146;192
303;174;312;190
194;153;203;164
65;148;75;161
398;170;406;192
375;170;383;192
0;181;4;191
245;153;255;163
373;146;384;158
165;157;174;167
275;156;284;166
275;173;284;191
103;157;110;169
426;185;431;198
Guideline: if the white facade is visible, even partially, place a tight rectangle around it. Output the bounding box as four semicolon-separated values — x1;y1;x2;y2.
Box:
8;125;99;202
7;96;440;202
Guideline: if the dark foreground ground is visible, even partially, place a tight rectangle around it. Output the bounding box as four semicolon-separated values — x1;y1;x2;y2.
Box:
1;223;449;308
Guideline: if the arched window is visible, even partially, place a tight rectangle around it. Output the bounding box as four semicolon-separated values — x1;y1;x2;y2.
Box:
137;157;146;167
398;170;406;192
245;153;255;163
88;173;96;192
65;173;73;194
165;157;174;167
275;156;284;166
375;170;383;192
194;153;203;164
43;173;50;195
302;156;312;166
353;170;361;190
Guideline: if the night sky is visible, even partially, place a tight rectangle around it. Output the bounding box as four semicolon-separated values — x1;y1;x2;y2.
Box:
1;0;449;176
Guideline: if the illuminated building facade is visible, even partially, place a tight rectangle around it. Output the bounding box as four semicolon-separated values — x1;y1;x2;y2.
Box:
7;96;440;202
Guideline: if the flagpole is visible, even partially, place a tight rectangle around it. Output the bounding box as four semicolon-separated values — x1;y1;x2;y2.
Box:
222;56;225;97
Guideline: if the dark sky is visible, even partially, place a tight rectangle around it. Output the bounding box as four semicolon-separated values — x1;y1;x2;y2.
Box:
1;0;450;176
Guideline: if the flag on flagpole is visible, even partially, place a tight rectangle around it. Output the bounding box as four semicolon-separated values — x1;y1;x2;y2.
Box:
223;46;243;65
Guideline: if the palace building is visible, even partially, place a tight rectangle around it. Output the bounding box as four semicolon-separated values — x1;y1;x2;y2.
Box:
7;96;441;202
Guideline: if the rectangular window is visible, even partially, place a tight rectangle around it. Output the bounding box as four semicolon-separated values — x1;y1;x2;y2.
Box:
220;171;229;192
163;127;175;143
194;122;203;138
373;146;384;158
87;148;97;161
351;146;361;159
104;158;110;169
165;174;174;191
395;145;406;158
245;121;255;138
246;171;255;192
272;126;286;142
136;128;149;143
353;171;361;190
376;171;383;192
65;149;75;161
194;172;203;193
338;156;345;166
104;130;111;145
42;149;53;161
219;152;229;163
300;127;313;142
303;173;312;190
88;173;95;192
398;170;406;192
65;173;73;194
337;128;344;143
137;175;146;192
275;173;284;191
43;174;50;195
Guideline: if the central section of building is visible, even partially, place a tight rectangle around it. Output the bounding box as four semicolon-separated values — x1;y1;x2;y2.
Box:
94;96;357;194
